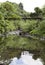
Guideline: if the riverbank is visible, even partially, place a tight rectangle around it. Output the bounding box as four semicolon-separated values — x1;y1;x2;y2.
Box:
0;30;45;41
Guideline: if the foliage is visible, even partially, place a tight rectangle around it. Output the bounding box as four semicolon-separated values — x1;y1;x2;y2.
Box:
30;7;42;18
0;2;45;65
19;2;23;10
30;20;45;36
0;1;45;36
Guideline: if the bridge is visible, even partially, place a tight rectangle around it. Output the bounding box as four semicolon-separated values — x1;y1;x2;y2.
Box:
4;17;45;20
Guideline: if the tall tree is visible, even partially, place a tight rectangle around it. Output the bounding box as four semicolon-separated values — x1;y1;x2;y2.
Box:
34;7;42;18
19;3;23;10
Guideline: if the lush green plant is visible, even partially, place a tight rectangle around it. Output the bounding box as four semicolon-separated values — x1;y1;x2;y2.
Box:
0;1;45;36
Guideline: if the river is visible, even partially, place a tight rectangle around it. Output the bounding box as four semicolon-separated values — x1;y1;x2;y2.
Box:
9;51;43;65
0;34;45;65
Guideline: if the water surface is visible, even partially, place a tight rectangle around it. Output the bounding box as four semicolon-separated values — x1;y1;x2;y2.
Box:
0;35;45;65
9;51;43;65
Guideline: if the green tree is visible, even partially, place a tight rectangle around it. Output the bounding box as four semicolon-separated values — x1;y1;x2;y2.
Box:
34;7;42;18
30;7;42;18
19;3;23;10
42;5;45;17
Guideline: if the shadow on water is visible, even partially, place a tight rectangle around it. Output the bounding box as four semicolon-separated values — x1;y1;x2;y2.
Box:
0;35;45;65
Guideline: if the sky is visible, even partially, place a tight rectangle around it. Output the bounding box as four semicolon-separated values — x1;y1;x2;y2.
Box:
0;0;45;12
9;52;43;65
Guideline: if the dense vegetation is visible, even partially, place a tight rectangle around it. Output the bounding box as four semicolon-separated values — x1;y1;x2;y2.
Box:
0;35;45;65
0;1;45;37
0;1;45;65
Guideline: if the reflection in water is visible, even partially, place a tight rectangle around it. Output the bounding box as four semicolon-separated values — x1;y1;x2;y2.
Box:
0;35;45;65
9;51;43;65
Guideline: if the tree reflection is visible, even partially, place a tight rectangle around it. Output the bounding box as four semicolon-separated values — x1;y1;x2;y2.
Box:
0;35;45;65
